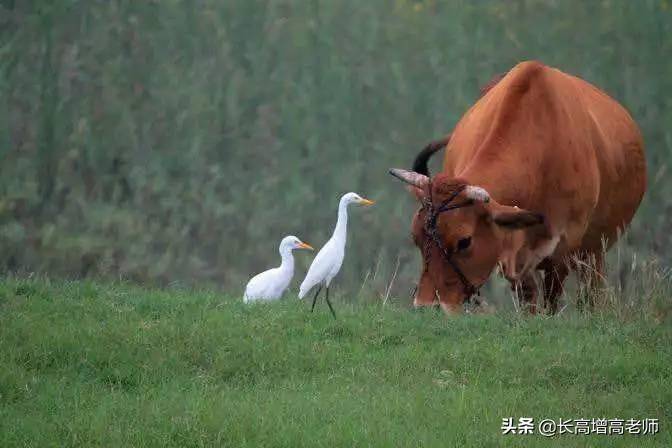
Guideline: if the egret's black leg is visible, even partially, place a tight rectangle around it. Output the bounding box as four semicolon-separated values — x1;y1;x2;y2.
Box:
310;285;323;312
324;287;337;319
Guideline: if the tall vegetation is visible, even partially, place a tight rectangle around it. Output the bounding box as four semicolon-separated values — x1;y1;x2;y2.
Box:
0;0;670;299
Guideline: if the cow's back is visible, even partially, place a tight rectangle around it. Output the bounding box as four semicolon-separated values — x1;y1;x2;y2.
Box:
443;61;646;255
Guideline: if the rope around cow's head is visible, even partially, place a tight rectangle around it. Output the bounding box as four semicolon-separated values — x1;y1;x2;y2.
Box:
387;168;488;310
419;182;483;308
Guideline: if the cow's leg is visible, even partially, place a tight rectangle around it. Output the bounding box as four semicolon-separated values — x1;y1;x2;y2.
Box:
543;263;569;315
511;272;539;315
591;253;606;308
577;252;605;312
574;256;589;312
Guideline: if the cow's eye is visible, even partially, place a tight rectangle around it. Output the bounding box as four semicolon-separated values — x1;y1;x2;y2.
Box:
456;236;472;252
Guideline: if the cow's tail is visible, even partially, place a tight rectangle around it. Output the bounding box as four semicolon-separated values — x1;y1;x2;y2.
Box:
412;134;450;176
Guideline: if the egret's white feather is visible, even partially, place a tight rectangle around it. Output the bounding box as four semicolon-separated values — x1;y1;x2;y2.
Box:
244;267;291;302
243;235;312;303
298;192;373;300
298;240;344;298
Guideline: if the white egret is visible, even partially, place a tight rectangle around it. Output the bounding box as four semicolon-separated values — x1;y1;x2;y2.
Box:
298;192;375;318
243;235;314;303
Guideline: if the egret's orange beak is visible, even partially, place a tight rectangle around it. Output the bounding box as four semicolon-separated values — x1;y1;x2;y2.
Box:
359;198;375;206
298;242;314;250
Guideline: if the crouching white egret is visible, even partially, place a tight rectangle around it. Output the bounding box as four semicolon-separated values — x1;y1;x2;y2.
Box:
298;192;375;318
243;235;314;303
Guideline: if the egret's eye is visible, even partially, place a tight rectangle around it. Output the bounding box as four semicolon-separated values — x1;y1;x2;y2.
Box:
456;236;472;252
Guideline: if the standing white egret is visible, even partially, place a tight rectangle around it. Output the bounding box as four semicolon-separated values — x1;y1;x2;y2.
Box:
243;235;314;303
298;192;375;318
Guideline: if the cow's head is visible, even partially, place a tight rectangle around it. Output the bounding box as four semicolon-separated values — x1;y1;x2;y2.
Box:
389;167;545;313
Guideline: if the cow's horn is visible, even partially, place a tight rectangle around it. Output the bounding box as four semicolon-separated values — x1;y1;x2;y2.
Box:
388;168;430;188
464;186;491;203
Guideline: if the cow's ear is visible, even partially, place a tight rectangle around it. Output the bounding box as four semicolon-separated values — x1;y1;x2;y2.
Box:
491;205;545;229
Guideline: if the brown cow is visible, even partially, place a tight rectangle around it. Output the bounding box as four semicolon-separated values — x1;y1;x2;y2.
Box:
389;60;647;315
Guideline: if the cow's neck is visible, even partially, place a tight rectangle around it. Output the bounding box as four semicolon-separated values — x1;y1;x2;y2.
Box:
458;149;556;283
457;152;539;209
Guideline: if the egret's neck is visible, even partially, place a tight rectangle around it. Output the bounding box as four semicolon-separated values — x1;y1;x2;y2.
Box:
278;246;295;273
333;199;349;243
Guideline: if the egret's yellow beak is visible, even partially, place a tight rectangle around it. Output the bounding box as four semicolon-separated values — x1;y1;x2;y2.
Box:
298;242;314;250
359;198;375;206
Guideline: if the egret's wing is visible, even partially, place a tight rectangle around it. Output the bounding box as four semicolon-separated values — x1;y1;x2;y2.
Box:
298;243;334;299
243;269;275;302
326;246;345;284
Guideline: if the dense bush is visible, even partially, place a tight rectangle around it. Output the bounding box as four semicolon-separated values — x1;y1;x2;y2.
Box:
0;0;670;299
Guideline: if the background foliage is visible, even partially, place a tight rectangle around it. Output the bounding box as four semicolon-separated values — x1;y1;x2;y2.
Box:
0;0;670;301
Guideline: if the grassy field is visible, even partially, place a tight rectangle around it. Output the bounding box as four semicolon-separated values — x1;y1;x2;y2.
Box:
0;278;670;447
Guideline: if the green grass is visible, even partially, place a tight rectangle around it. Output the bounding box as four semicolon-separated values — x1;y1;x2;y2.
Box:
0;278;670;447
